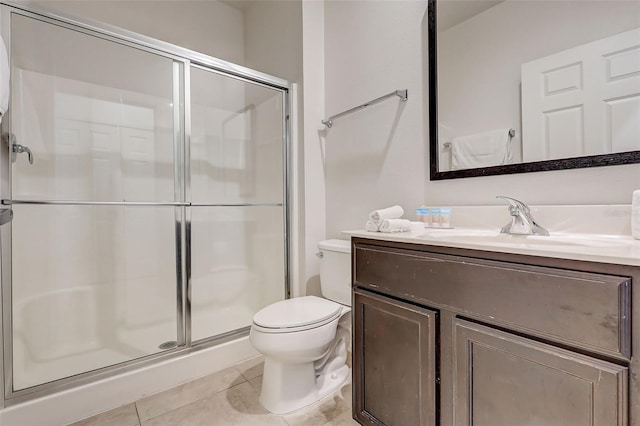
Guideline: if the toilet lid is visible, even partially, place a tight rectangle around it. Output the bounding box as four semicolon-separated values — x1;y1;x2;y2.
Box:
253;296;342;330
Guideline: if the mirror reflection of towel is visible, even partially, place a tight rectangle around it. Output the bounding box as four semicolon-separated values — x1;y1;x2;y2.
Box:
451;129;512;170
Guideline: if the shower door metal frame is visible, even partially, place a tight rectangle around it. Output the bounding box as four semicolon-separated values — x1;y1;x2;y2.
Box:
185;63;290;348
0;2;291;406
0;6;192;402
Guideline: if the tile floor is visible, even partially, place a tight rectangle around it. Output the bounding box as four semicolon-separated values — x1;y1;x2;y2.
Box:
70;356;358;426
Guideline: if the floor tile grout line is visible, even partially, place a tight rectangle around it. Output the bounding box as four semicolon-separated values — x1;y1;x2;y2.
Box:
139;378;251;424
235;359;264;383
235;366;252;383
75;356;362;426
134;402;142;426
246;379;263;397
141;372;346;426
238;368;260;383
137;368;247;423
136;380;255;426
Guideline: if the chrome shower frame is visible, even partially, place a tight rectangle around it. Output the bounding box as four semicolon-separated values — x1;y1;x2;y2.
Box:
0;1;291;406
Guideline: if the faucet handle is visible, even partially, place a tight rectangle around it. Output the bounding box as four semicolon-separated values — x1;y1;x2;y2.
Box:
496;195;529;213
496;195;549;236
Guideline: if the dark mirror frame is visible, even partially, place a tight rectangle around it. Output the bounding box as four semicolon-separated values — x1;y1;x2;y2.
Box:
428;0;640;181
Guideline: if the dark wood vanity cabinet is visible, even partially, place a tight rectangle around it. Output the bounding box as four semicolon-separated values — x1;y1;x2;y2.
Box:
453;319;627;426
353;289;437;425
351;238;635;426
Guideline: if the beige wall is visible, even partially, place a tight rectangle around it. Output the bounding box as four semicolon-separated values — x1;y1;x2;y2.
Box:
323;0;428;237
24;0;245;64
243;0;303;84
301;0;326;297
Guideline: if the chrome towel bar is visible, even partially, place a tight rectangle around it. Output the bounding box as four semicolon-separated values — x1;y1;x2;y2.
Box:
321;89;408;128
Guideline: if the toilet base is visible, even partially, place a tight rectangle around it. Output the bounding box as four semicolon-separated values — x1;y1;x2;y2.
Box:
259;358;350;415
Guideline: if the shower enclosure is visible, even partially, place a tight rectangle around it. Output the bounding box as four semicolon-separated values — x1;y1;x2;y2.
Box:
0;4;289;402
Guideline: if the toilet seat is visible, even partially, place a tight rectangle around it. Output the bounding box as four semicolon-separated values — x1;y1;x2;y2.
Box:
252;296;343;333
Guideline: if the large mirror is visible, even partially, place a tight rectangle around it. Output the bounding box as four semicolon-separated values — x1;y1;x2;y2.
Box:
428;0;640;180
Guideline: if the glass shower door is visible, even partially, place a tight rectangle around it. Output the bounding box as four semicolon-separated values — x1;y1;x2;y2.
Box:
189;66;286;342
6;14;184;391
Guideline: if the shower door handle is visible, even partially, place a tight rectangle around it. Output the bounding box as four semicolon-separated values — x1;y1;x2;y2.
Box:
4;133;34;164
0;208;12;226
13;143;34;164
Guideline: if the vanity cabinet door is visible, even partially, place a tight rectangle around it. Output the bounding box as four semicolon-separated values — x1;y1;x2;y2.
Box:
353;289;437;426
453;319;628;426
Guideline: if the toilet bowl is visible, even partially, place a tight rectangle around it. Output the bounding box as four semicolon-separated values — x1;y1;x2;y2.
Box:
249;239;351;414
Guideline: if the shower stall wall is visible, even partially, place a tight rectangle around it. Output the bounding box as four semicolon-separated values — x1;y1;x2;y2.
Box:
0;4;289;402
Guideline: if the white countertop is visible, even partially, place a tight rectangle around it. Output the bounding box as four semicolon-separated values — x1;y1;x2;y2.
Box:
343;225;640;267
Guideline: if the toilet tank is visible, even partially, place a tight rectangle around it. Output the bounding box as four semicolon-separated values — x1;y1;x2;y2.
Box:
318;239;352;306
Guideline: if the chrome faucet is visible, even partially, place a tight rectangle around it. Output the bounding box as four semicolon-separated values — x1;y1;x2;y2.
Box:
496;196;549;236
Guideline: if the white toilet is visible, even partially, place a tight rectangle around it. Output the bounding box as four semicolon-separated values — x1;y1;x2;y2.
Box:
249;239;352;414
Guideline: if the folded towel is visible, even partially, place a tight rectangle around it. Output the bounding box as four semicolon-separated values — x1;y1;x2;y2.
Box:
369;205;404;225
451;129;512;170
379;219;412;233
365;221;380;232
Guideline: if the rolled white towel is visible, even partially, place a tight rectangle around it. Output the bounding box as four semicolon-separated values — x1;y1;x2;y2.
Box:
369;205;404;225
379;219;412;233
365;221;380;232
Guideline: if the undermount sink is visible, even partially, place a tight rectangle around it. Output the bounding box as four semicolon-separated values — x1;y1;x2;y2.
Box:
418;229;630;249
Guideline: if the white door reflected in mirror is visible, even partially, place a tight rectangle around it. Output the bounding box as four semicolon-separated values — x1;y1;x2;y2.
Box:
521;28;640;162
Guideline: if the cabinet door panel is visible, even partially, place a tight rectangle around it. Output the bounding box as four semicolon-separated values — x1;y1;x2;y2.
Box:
454;319;628;426
354;289;437;426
